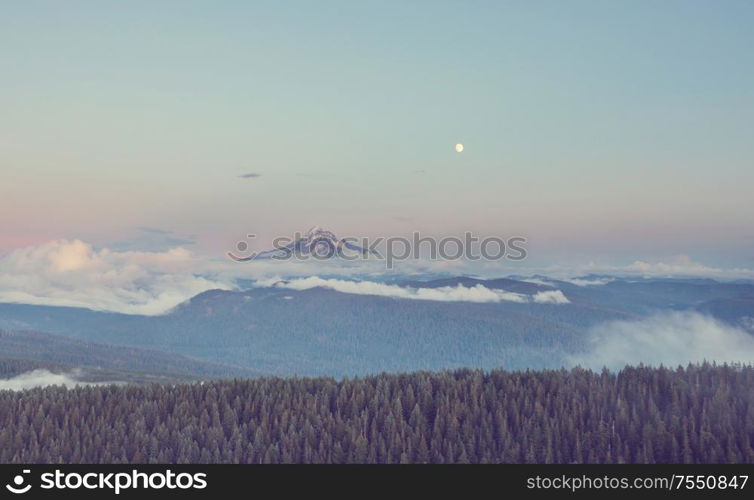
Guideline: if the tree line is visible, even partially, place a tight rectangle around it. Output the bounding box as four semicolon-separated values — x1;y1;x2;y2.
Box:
0;363;752;463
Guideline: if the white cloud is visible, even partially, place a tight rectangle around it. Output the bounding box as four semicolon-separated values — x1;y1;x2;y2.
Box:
0;239;233;315
525;255;754;282
0;369;114;391
569;312;754;370
519;277;612;287
532;290;570;304
265;276;570;305
562;277;614;287
622;255;719;277
271;276;526;303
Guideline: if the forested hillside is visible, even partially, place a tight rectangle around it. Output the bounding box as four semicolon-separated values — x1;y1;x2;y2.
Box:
0;330;260;379
0;358;199;385
1;364;752;463
3;277;753;376
0;286;633;375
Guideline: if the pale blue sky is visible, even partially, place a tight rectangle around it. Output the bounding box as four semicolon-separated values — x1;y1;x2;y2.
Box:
2;1;753;266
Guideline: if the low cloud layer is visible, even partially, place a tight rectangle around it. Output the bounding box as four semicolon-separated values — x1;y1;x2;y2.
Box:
0;369;104;391
569;312;754;370
531;255;754;282
521;277;612;288
532;290;570;304
562;277;614;287
1;238;750;316
0;239;233;315
264;276;569;305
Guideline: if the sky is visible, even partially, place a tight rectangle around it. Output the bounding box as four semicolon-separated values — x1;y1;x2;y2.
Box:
2;0;754;269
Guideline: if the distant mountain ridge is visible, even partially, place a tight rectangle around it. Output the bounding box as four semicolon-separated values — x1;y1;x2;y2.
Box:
1;275;753;378
0;329;262;380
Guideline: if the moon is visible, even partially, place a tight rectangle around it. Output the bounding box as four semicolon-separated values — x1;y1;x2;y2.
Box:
455;143;464;153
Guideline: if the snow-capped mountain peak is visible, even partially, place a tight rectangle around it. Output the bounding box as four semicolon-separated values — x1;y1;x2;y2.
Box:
231;227;373;261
